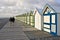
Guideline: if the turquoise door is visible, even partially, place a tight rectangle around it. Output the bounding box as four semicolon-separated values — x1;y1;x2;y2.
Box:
50;13;57;36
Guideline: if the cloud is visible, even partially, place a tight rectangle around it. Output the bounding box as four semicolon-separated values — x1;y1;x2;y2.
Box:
0;0;59;17
47;0;55;2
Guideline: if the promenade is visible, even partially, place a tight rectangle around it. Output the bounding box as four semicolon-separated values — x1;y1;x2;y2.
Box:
0;20;59;40
0;20;29;40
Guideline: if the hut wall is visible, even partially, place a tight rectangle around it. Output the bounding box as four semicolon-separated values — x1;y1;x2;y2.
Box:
35;12;42;30
57;13;60;35
27;16;30;24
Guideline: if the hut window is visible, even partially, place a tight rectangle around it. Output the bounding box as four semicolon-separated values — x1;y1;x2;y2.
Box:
52;15;55;23
44;16;50;23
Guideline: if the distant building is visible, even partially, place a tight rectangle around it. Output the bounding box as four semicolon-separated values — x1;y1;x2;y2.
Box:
43;4;60;36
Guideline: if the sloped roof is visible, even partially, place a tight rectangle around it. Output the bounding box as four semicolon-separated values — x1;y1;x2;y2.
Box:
34;1;60;15
48;3;60;13
35;8;42;15
42;2;60;13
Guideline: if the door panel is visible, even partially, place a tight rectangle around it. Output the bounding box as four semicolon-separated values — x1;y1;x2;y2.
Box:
43;28;50;33
50;14;57;35
44;24;50;28
51;25;56;33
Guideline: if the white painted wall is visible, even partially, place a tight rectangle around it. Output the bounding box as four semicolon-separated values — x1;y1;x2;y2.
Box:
30;16;33;25
43;28;50;33
44;24;50;28
57;14;60;35
27;16;29;24
35;11;42;30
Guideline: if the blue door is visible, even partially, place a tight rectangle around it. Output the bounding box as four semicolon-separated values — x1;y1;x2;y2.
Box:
43;12;51;33
50;13;57;36
43;12;57;35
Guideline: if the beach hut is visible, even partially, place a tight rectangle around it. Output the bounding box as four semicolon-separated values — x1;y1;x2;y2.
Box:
29;11;35;27
42;4;60;36
26;13;30;24
34;8;43;30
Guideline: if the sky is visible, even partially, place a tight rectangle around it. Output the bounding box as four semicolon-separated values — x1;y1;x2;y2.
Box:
0;0;60;18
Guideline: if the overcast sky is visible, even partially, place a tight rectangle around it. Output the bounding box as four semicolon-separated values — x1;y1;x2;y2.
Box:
0;0;60;18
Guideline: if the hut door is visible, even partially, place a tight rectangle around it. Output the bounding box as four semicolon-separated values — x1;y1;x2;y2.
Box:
50;13;57;35
43;15;50;33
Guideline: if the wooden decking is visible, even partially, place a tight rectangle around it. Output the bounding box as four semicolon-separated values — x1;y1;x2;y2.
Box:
0;20;60;40
0;20;29;40
21;21;60;40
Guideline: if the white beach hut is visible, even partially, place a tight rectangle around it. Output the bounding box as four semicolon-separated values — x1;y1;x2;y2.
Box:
26;13;30;24
34;8;43;30
42;4;60;36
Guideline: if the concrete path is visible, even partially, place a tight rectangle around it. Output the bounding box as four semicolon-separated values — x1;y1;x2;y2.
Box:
0;20;29;40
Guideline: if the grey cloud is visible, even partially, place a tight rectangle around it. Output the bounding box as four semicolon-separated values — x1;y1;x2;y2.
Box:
0;0;17;6
0;0;60;17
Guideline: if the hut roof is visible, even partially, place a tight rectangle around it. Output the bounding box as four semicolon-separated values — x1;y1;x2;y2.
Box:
47;4;60;13
42;2;60;13
35;8;42;15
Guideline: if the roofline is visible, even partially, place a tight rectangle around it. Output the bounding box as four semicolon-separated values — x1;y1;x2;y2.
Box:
34;8;43;15
41;4;57;14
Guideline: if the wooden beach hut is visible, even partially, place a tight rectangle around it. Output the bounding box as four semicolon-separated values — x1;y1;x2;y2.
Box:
34;8;43;30
26;13;30;24
16;14;26;23
29;11;35;27
42;4;60;36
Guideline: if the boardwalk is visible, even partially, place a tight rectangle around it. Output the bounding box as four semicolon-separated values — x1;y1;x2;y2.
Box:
0;20;29;40
20;21;60;40
0;20;60;40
